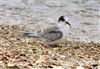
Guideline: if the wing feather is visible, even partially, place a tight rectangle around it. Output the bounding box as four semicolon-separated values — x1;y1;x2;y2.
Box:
42;30;63;42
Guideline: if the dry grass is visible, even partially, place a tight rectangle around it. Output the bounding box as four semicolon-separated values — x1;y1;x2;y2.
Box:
0;25;100;69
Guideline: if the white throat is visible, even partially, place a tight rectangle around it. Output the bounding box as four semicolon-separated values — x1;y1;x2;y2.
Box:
57;22;69;28
58;21;70;33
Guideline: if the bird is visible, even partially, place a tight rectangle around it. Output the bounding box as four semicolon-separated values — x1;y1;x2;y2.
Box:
18;16;71;45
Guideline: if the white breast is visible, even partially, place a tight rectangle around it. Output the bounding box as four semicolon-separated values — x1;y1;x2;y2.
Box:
49;23;70;44
59;24;70;40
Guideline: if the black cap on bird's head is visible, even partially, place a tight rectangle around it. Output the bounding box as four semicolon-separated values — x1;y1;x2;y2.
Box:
58;16;71;26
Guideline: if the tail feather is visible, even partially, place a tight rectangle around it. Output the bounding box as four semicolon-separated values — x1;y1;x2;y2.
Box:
18;32;39;38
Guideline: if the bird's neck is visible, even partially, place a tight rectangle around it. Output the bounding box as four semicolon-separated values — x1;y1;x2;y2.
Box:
57;22;70;36
57;22;69;28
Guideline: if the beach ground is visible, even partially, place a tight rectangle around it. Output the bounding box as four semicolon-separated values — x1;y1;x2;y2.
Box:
0;25;100;69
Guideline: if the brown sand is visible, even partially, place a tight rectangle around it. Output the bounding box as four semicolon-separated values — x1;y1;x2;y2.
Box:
0;25;100;69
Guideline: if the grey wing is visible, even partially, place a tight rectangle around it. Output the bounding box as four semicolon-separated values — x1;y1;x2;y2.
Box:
41;29;63;42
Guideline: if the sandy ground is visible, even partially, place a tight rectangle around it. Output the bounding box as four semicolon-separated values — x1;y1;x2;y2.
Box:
0;25;100;69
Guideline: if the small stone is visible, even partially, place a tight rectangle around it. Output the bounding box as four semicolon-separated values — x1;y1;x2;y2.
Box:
1;57;8;61
48;65;53;68
28;63;33;66
53;66;64;69
7;62;15;67
92;64;98;67
20;53;26;56
74;46;79;49
76;66;84;69
52;57;57;60
7;63;19;69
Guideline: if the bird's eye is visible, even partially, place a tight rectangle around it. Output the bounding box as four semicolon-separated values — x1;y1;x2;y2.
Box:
61;18;65;21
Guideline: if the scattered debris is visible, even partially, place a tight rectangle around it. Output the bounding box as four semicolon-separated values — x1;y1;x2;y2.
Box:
0;25;100;69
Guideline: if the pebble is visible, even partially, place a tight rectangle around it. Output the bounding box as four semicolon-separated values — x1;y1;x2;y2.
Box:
76;66;84;69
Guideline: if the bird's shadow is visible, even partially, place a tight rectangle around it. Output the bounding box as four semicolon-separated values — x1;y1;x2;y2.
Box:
44;44;61;48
